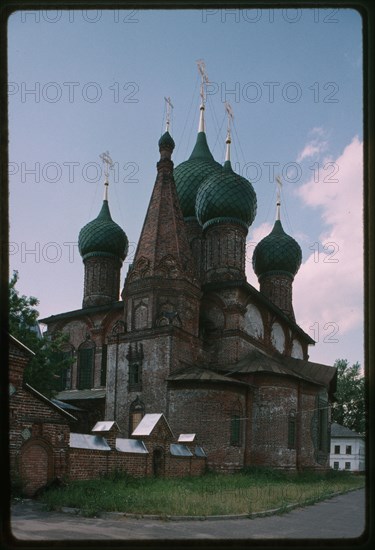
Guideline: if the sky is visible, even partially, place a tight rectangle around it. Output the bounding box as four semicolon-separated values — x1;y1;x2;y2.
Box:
8;8;364;368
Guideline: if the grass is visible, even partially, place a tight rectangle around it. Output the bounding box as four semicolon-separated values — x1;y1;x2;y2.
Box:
38;469;365;518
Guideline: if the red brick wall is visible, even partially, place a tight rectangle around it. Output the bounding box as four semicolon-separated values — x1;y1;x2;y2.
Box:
9;341;30;389
168;386;247;472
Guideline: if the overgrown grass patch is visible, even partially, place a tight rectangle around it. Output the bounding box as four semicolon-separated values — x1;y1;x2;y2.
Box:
38;469;365;517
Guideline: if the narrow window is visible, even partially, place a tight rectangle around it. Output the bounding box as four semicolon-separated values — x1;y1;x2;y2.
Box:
345;462;351;470
333;462;339;470
100;344;107;386
334;445;340;454
288;411;296;449
318;398;328;452
129;363;142;390
77;340;95;390
346;445;352;455
230;415;241;446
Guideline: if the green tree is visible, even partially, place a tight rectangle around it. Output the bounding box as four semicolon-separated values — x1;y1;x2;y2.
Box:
9;270;72;398
332;359;365;434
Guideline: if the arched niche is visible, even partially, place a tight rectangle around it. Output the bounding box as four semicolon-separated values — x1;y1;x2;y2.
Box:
291;339;303;359
271;322;285;353
244;303;264;339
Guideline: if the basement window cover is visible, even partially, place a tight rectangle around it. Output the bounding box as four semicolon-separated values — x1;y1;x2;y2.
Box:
170;444;193;457
195;446;207;458
70;433;111;451
116;438;149;454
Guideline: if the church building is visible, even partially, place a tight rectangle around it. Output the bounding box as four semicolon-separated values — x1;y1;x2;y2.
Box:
41;75;336;472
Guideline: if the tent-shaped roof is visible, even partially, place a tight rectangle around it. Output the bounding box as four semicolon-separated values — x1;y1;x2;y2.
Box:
92;421;120;433
131;413;174;437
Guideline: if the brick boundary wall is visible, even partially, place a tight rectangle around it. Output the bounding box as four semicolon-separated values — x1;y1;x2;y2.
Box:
68;447;206;481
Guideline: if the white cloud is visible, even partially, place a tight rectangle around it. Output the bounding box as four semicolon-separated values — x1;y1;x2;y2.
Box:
293;136;363;353
296;127;330;163
244;138;363;365
245;137;363;365
296;139;328;163
297;143;321;163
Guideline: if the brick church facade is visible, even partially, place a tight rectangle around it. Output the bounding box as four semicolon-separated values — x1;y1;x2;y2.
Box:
41;97;336;473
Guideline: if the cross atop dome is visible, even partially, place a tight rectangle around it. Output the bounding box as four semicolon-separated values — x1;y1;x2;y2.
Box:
99;150;114;201
164;96;174;133
196;59;209;132
275;174;282;221
224;101;234;162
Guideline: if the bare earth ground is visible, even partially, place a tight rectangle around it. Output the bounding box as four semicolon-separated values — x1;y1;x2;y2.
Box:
7;488;367;542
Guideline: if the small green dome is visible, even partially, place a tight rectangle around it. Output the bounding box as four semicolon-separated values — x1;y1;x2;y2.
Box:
174;132;221;218
78;201;128;261
195;160;257;230
158;131;175;150
252;220;302;279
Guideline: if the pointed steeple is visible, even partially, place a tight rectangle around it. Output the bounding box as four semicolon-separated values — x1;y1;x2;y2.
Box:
126;132;197;284
187;60;215;163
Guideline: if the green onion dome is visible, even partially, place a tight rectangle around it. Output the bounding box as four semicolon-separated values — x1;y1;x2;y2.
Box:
195;160;257;230
173;132;222;218
78;200;128;262
158;130;175;151
252;220;302;280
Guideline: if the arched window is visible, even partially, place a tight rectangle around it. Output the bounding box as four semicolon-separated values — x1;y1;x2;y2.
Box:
127;343;144;391
129;397;145;435
77;338;95;390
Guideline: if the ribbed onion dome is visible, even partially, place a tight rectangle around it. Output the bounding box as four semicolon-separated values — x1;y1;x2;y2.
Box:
195;159;257;230
252;220;302;279
158;130;175;150
173;132;222;218
78;200;128;261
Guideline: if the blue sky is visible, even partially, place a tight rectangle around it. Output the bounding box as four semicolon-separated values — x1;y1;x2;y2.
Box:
8;8;363;367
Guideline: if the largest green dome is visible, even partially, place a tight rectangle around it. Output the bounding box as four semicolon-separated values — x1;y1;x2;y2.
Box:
78;200;128;262
174;132;221;218
252;220;302;279
195;160;257;230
